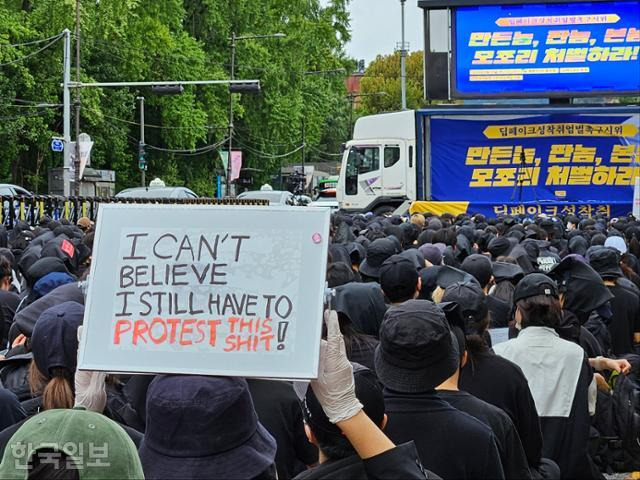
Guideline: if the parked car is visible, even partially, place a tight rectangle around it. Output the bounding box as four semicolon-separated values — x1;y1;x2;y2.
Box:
308;196;340;211
0;184;32;196
116;186;198;199
237;190;296;206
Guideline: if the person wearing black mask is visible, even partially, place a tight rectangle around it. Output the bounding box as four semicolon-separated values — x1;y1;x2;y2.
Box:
455;290;557;479
494;274;601;480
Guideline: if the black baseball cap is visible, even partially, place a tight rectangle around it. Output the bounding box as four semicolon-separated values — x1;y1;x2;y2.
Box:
375;300;459;393
301;365;384;437
460;254;492;288
31;301;84;375
513;273;559;304
380;254;419;303
442;282;489;328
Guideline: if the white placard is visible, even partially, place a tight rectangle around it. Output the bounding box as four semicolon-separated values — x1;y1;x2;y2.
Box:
78;204;330;379
489;327;510;346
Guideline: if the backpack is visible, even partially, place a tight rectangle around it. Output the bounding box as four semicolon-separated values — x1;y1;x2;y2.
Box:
608;371;640;472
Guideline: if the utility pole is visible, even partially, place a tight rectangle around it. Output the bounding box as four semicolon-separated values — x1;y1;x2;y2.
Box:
62;29;72;196
137;96;146;187
301;117;306;195
227;32;236;198
225;31;285;197
74;0;81;196
400;0;408;111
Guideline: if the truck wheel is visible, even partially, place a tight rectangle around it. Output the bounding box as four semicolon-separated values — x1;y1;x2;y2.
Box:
373;205;395;216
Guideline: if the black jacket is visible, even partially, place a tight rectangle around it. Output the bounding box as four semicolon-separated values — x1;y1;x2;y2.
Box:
459;350;544;468
248;379;318;480
487;295;511;328
438;389;532;479
607;283;640;355
294;442;439;480
383;389;504;480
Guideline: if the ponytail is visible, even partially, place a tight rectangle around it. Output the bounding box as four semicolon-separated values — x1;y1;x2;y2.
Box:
41;368;74;411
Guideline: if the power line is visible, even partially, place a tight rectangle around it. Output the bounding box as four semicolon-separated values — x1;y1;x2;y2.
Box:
1;103;62;109
308;145;344;157
103;114;227;131
145;137;230;154
233;138;304;159
0;34;64;67
0;34;64;48
0;110;57;121
125;133;229;156
234;131;300;148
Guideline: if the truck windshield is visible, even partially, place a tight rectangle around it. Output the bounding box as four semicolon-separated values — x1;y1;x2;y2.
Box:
345;146;379;195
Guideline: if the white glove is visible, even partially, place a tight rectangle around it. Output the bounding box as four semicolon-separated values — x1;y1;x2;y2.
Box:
74;326;107;413
310;310;363;424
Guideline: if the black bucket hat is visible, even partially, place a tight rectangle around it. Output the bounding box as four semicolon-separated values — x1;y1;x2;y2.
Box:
359;238;399;279
588;247;623;279
492;262;524;284
375;300;458;393
139;375;276;480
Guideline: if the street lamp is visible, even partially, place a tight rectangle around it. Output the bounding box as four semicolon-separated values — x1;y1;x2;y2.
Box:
227;32;286;197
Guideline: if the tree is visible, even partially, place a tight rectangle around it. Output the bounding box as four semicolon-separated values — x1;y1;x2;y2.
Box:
358;50;424;115
0;0;353;194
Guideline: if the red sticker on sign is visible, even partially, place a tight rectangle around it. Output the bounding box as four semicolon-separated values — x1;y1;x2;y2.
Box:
61;239;75;258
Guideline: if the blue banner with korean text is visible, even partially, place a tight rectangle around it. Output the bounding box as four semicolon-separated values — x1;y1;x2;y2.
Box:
468;201;627;218
453;1;640;97
429;113;639;216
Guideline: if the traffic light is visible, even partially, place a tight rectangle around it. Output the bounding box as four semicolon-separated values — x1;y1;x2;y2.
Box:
138;142;147;171
229;82;261;94
151;85;184;95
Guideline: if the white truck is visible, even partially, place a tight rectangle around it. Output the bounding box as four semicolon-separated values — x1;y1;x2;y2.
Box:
337;106;639;216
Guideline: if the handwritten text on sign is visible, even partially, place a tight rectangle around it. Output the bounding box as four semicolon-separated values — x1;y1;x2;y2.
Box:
79;204;329;379
112;229;298;353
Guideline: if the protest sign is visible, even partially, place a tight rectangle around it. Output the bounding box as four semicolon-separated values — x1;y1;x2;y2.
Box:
78;204;330;379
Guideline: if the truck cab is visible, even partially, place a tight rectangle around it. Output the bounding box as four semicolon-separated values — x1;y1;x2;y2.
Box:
337;110;416;214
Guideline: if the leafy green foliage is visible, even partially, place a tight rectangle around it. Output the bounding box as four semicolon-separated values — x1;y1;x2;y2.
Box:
359;50;424;115
0;0;352;194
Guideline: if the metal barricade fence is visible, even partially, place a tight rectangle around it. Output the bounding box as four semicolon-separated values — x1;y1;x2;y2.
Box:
0;196;269;229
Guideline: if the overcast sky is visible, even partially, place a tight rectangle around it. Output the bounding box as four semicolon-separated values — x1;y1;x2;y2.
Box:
322;0;425;64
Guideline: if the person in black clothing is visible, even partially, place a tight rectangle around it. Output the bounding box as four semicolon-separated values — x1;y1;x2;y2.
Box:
295;365;387;480
332;283;383;370
0;257;19;348
589;247;640;355
439;282;531;479
452;282;559;479
437;333;532;479
248;379;318;480
375;299;505;480
379;254;420;305
494;274;601;480
461;254;511;328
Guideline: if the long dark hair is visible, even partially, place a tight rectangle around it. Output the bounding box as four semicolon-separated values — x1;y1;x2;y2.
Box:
517;294;563;328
